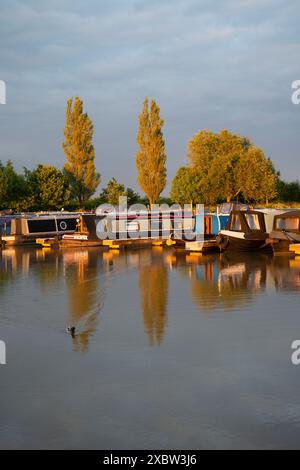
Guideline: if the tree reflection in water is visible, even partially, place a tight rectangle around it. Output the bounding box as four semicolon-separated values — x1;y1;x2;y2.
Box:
139;249;168;346
63;248;105;353
1;247;300;350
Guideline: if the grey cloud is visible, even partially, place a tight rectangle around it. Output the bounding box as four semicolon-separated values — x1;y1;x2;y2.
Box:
0;0;299;190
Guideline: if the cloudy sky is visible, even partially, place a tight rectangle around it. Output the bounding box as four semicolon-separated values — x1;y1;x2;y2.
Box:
0;0;299;192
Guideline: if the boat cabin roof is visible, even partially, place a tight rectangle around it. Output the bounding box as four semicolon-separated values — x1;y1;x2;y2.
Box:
272;210;300;233
273;210;300;219
226;209;299;235
217;202;249;215
226;210;268;234
97;209;193;219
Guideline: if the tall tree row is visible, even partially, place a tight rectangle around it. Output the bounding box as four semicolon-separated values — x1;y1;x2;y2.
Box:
136;98;167;206
1;97;298;212
62;97;100;205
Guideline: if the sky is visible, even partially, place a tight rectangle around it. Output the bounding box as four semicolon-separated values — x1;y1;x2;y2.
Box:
0;0;299;193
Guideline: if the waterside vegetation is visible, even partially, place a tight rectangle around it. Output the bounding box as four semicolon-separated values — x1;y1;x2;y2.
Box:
0;97;299;212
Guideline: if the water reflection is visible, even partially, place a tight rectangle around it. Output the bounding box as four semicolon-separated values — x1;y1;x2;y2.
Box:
100;248;169;345
2;246;300;449
0;247;106;352
164;251;298;312
63;249;105;352
272;256;300;293
139;249;168;346
1;247;300;349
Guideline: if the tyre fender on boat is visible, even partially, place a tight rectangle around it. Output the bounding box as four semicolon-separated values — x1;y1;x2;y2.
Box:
216;234;229;252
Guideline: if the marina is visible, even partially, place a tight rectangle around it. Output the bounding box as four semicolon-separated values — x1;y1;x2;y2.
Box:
1;245;300;449
1;0;299;451
2;205;300;257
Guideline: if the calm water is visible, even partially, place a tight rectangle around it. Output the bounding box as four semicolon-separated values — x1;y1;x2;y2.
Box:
1;246;300;449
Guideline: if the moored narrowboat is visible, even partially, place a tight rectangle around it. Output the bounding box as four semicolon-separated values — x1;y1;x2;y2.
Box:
216;209;281;253
267;210;300;255
96;208;195;241
1;213;79;246
61;214;106;247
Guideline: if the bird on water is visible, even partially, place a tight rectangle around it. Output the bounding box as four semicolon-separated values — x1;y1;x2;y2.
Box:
66;326;76;338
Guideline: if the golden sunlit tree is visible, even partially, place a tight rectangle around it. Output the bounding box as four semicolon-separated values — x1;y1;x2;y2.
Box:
136;98;167;206
187;129;277;204
170;166;202;205
236;148;278;204
188;129;251;203
62;97;100;205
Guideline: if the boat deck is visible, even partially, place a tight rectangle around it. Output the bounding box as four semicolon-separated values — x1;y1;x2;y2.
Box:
290;244;300;255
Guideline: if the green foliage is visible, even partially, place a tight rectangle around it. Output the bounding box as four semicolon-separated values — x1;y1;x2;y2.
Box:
187;129;277;204
62;97;100;204
125;187;143;206
236;149;278;203
0;160;30;211
277;180;300;202
27;164;71;211
99;178;144;207
80;197;105;211
0;156;145;212
0;163;7;205
156;196;173;206
170;167;202;205
136;98;167;206
100;178;126;206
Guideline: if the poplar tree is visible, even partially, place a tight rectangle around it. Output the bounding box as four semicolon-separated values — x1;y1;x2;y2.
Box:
62;97;100;204
136;98;167;206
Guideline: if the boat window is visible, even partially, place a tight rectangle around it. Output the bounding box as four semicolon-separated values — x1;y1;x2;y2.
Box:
244;214;261;231
230;214;242;231
27;219;57;233
276;217;300;232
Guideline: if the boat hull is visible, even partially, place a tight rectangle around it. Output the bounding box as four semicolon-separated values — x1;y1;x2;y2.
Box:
268;239;297;255
268;230;300;255
217;234;271;253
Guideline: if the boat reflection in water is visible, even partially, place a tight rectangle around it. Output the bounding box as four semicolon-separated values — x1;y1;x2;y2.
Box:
164;251;300;312
1;247;300;350
271;256;300;292
3;245;300;450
